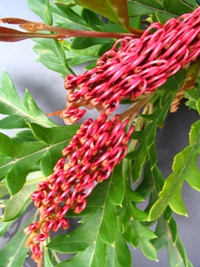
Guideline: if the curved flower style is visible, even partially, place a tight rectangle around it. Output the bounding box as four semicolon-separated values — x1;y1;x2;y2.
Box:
62;7;200;124
24;114;134;263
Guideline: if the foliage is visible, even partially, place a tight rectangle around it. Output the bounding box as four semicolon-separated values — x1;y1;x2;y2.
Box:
0;0;200;266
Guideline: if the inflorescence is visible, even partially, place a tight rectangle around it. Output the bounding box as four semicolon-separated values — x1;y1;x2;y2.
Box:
24;7;200;265
62;7;200;124
24;114;134;263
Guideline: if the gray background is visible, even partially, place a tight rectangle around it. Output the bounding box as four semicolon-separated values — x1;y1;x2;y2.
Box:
0;1;200;266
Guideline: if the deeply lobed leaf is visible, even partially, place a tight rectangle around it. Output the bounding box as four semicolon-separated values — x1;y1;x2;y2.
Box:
0;124;79;195
149;120;200;220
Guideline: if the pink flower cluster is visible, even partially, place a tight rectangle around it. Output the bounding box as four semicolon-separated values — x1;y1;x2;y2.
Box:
61;7;200;124
24;114;134;262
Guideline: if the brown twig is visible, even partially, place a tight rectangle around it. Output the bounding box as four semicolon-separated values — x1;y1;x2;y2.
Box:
0;17;143;42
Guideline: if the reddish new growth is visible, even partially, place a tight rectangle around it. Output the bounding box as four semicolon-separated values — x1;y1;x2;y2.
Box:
24;114;134;263
62;7;200;124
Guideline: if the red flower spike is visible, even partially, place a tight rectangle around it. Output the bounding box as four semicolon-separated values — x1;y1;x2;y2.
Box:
61;7;200;124
25;114;134;259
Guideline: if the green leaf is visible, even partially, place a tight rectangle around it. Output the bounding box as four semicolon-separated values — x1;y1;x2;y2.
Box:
48;169;126;264
0;71;56;129
0;183;9;198
44;248;60;267
48;209;105;253
55;236;106;267
44;249;55;267
127;95;173;182
149;120;200;220
128;0;194;23
29;123;79;175
152;215;192;266
52;3;89;30
163;0;195;15
128;122;157;182
0;221;12;237
13;130;36;142
127;70;186;183
27;0;53;25
74;0;131;30
0;215;34;267
122;218;157;259
130;204;148;221
185;84;200;114
167;237;191;267
108;164;125;206
151;216;168;251
33;38;74;77
0;124;79;195
106;227;132;267
81;8;105;31
168;217;178;244
2;171;43;221
139;239;158;262
99;200;117;244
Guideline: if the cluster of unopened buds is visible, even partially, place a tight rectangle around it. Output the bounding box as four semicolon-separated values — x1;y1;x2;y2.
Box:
24;7;200;264
24;114;134;263
61;7;200;124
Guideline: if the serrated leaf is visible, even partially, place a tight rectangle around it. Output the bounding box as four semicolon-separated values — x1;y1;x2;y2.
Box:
122;217;157;259
70;36;111;50
149;120;200;220
52;3;89;31
0;221;12;237
0;71;56;129
33;38;73;76
167;237;190;267
13;130;36;142
151;216;168;251
185;84;200;113
0;124;79;195
29;123;79;175
27;0;53;25
99;200;117;244
2;172;42;221
48;209;104;253
0;183;9;198
168;217;177;245
81;8;105;31
0;215;34;267
127;98;170;182
74;0;131;30
152;216;192;267
108;164;125;205
106;228;132;267
140;239;158;261
127;70;186;183
152;216;192;266
0;115;27;129
128;0;194;23
163;0;195;15
55;236;106;267
130;204;148;221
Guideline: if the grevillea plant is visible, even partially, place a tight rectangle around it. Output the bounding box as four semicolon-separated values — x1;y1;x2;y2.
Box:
0;0;200;266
